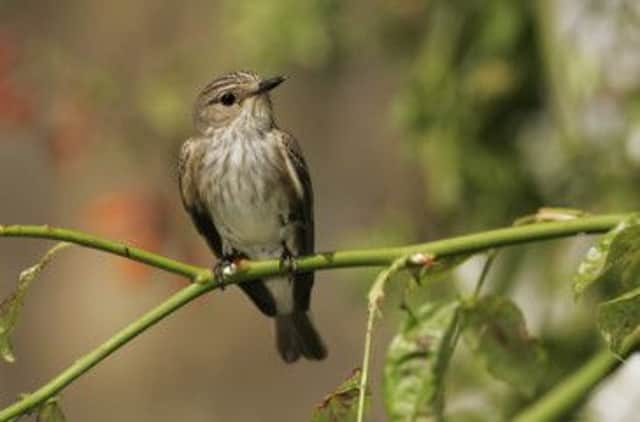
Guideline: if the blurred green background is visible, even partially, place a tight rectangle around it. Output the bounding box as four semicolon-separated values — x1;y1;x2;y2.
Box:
1;0;639;421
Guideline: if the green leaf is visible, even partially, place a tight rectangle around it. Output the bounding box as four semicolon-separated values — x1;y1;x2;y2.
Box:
463;295;546;397
598;286;640;354
0;243;70;363
573;213;640;299
571;214;640;352
311;368;367;422
383;301;461;422
37;398;66;422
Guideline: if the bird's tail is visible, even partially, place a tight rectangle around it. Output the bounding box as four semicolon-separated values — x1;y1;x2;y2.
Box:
275;312;327;363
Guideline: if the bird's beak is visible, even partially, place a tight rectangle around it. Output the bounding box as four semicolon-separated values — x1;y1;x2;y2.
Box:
256;75;287;94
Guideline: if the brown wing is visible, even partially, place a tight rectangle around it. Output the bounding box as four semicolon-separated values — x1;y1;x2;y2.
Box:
178;137;224;256
279;131;315;311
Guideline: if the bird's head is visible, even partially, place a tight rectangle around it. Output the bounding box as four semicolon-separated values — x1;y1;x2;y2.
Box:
194;70;286;134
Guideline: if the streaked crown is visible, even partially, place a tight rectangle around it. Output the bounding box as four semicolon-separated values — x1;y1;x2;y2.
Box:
193;70;286;134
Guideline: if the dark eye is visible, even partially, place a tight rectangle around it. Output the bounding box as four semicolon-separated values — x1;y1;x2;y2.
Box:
220;92;236;106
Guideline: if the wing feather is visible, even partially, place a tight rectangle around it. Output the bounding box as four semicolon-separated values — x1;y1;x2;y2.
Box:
178;138;224;256
279;131;315;311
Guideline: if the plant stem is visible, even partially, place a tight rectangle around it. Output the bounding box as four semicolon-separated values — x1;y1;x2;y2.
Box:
357;304;377;422
473;250;497;298
0;225;205;280
357;256;409;422
513;331;640;422
0;282;215;421
0;213;630;420
0;214;626;282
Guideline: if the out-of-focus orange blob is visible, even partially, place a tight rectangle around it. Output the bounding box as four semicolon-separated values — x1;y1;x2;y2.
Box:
83;189;170;285
0;32;33;127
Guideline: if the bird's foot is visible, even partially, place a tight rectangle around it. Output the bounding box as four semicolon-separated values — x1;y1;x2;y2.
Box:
279;247;297;281
213;256;237;289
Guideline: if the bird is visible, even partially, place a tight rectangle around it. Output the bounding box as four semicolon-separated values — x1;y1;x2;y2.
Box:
178;70;327;363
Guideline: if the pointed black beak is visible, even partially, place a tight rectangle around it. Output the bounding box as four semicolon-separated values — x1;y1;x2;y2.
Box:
256;75;287;94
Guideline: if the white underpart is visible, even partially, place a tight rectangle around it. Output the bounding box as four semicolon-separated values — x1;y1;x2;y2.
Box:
200;98;299;314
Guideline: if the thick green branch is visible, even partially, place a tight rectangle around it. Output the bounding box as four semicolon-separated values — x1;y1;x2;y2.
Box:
0;283;215;422
0;225;206;280
0;213;630;421
513;331;640;422
0;214;627;283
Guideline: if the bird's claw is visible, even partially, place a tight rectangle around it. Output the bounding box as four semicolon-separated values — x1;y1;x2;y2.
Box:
279;248;297;281
213;257;236;289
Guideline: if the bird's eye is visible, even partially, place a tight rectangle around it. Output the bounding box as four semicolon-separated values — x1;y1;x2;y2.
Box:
220;92;236;106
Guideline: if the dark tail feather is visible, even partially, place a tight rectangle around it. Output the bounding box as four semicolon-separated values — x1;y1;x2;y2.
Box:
293;312;328;361
275;312;328;363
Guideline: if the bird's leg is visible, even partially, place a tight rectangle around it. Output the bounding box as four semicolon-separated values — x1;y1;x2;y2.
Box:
213;245;241;289
278;214;299;281
212;256;235;289
279;242;297;282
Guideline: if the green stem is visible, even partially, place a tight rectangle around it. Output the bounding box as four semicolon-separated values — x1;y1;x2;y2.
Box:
0;283;216;421
513;332;640;422
357;256;409;422
0;225;205;280
473;250;497;298
0;214;627;282
357;304;377;422
0;213;630;421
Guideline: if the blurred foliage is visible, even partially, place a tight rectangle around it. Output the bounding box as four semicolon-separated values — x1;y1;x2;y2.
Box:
224;0;342;69
574;214;640;354
380;1;640;418
461;295;547;397
598;287;640;354
574;214;640;299
387;0;640;232
311;369;366;422
391;0;543;231
0;243;69;363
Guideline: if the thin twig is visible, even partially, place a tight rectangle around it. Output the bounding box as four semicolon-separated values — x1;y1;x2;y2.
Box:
513;330;640;422
357;256;409;422
473;250;498;298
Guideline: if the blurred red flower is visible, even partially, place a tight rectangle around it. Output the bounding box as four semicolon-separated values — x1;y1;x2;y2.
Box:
83;189;170;285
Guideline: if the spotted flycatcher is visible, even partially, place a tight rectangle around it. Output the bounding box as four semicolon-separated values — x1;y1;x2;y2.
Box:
178;71;327;363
